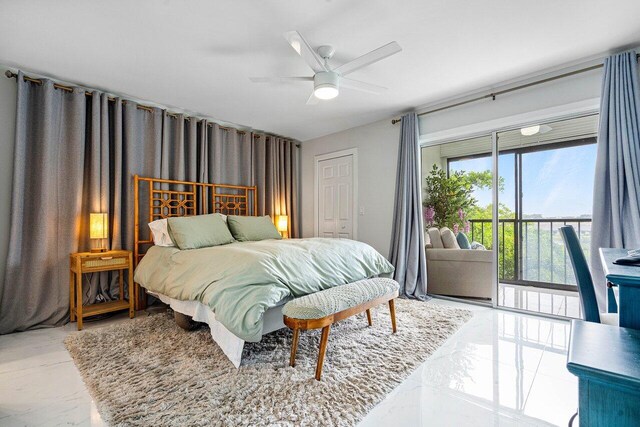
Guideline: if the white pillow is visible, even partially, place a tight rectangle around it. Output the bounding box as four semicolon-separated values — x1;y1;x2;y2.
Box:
471;241;487;250
424;231;433;249
148;218;174;247
427;227;444;248
440;227;461;249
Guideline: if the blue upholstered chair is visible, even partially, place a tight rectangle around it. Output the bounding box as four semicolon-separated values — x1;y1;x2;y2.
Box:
560;225;618;326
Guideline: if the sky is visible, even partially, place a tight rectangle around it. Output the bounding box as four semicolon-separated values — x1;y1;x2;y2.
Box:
448;143;597;218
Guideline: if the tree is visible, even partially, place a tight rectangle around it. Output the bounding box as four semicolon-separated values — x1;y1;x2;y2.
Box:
466;202;514;221
465;203;516;280
463;170;505;192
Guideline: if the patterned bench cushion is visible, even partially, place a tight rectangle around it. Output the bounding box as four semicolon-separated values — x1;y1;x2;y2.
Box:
282;278;400;320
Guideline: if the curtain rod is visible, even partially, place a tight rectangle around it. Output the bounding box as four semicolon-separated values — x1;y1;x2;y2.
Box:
391;53;640;124
4;69;295;142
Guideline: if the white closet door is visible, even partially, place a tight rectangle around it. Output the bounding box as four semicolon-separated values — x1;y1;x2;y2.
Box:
317;155;354;239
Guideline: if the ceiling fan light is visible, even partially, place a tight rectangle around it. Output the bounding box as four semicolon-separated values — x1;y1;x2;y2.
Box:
521;125;541;136
313;71;339;100
314;85;339;100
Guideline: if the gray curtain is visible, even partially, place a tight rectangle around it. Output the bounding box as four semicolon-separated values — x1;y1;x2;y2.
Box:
389;113;428;299
0;73;300;334
204;124;253;186
590;50;640;310
0;75;87;332
252;134;300;237
161;115;199;183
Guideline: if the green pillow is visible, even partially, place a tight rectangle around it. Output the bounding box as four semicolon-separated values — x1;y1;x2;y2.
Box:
167;213;234;250
456;231;471;249
226;215;282;242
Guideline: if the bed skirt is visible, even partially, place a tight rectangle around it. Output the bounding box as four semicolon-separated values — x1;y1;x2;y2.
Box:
147;291;286;368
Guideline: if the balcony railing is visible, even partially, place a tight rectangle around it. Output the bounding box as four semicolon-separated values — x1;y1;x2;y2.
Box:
468;218;592;291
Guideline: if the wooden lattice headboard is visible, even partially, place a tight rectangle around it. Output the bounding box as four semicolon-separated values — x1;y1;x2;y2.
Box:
133;175;257;264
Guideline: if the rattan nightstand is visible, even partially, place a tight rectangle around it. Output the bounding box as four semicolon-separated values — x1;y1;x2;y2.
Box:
69;250;135;330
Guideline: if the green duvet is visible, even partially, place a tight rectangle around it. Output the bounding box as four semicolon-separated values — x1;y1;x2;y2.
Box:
134;238;394;341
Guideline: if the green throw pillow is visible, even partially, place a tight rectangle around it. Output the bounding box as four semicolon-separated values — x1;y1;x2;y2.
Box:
456;231;471;249
167;213;234;250
226;215;282;242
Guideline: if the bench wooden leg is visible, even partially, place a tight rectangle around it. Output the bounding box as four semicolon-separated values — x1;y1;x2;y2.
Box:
290;328;300;367
389;299;397;333
366;309;372;326
315;325;331;381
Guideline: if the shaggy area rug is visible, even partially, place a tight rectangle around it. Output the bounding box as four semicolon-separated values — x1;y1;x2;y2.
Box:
65;299;472;427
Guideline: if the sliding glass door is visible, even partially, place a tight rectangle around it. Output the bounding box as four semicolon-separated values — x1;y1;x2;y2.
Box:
421;113;599;318
494;114;598;317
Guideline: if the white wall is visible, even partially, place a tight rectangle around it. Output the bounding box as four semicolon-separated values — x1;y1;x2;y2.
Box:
300;118;400;258
0;66;17;284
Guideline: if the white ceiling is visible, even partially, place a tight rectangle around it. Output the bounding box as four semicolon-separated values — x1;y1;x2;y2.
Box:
1;1;639;141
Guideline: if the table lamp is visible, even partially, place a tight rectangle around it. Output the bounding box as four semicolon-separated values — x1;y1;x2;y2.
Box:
275;215;288;239
89;212;108;252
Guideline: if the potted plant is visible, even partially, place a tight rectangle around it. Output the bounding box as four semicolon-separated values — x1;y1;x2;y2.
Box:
423;164;476;232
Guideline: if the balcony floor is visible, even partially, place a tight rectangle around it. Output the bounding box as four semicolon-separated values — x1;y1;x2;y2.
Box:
499;283;581;319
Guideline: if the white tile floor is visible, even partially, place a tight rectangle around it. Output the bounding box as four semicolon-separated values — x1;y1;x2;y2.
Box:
0;299;578;427
499;283;581;319
360;300;578;427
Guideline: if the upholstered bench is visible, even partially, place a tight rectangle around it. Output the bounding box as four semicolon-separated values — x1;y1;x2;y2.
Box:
282;277;400;380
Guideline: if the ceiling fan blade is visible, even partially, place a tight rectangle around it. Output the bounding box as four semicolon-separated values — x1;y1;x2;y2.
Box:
306;91;319;105
341;78;387;94
335;41;402;76
249;77;313;83
284;31;327;73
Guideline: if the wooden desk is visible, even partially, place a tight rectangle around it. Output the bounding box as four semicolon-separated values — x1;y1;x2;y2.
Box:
69;250;135;330
600;248;640;329
567;320;640;426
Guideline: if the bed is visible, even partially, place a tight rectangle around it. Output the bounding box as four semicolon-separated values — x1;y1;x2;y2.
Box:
132;176;394;367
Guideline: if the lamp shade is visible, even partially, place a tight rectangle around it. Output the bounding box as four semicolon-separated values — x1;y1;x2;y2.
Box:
275;215;288;233
89;213;108;239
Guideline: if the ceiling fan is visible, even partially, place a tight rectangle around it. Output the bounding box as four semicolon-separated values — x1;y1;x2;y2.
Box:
250;31;402;104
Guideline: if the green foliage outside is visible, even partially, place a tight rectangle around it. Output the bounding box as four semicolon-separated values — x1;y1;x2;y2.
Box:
464;201;587;286
466;203;516;281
